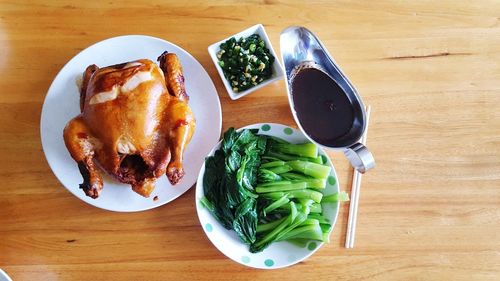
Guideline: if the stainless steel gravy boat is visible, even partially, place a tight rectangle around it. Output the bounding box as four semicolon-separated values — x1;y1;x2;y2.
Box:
280;26;375;173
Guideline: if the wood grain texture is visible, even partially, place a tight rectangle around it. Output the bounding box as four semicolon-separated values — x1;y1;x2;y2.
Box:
1;1;499;280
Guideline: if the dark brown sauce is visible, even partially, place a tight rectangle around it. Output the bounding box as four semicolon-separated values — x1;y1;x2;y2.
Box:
291;67;354;146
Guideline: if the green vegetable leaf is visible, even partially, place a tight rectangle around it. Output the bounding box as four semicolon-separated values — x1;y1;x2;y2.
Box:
232;198;258;245
225;150;241;173
232;129;258;151
222;127;238;154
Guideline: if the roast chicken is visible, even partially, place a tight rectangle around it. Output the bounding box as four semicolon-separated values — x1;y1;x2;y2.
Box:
63;52;195;198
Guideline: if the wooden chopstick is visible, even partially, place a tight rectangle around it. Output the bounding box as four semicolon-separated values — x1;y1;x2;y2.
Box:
345;105;371;248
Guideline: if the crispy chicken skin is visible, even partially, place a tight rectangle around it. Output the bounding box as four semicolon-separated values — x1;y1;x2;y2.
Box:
63;53;195;198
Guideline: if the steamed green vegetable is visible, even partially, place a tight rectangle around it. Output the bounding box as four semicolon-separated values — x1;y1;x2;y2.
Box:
269;141;318;158
257;168;282;183
202;127;347;253
202;128;264;244
322;191;350;203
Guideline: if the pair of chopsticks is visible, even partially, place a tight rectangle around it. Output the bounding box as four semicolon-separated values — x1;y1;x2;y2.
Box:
345;105;371;248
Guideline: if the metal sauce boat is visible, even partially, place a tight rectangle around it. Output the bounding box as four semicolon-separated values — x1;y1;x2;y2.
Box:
280;26;375;173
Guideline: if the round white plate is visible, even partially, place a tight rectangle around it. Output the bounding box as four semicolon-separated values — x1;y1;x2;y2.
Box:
41;35;222;212
195;123;340;269
0;269;12;281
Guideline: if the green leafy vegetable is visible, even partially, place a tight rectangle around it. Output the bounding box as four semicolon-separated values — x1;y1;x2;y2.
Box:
270;141;318;158
232;197;258;244
202;128;265;245
286;160;331;179
202;127;349;253
266;165;292;174
257;169;282;183
262;194;290;216
260;160;285;169
322;191;350;203
255;182;307;193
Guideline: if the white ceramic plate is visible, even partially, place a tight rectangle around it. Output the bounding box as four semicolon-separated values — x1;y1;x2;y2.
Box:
195;123;340;269
41;35;222;212
0;269;12;281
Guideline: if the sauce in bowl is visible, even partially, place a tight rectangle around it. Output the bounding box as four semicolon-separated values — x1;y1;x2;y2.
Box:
291;67;355;147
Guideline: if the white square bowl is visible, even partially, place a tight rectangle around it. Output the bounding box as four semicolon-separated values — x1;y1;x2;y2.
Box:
208;24;285;100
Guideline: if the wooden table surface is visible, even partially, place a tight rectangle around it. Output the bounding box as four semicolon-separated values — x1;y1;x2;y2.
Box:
1;1;499;280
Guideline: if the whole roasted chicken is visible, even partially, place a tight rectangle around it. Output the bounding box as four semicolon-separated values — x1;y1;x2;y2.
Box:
63;52;195;198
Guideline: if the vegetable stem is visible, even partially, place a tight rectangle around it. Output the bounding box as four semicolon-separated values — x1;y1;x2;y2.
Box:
263;195;290;215
310;202;322;213
322;191;350;203
271;142;318;158
260;160;285;168
256;217;286;233
267;165;292;174
252;202;296;251
286;160;331;179
256;182;307;193
288;189;323;203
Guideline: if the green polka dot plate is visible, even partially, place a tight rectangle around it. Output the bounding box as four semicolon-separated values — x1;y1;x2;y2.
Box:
195;123;340;269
